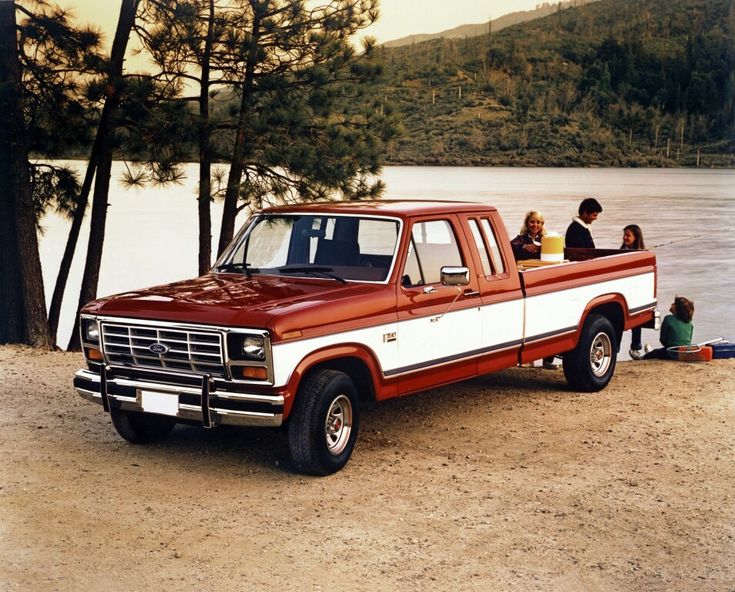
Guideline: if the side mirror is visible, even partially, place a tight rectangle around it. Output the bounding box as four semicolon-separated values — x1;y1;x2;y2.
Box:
440;266;470;286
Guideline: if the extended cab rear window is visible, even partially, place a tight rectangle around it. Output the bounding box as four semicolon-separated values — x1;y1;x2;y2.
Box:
479;218;505;275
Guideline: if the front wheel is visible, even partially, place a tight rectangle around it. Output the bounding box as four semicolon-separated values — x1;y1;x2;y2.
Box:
110;409;177;444
287;369;359;476
563;314;618;392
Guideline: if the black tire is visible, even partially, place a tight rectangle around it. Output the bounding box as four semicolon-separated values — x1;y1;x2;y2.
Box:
110;409;177;444
287;369;359;476
563;314;618;392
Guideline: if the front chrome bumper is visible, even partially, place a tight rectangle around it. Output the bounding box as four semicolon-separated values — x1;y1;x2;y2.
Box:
74;368;283;428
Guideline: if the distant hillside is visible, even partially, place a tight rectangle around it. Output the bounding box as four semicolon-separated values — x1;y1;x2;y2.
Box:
382;0;598;48
375;0;734;167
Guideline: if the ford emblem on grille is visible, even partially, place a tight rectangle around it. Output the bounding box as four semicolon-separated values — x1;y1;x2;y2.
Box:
149;342;169;355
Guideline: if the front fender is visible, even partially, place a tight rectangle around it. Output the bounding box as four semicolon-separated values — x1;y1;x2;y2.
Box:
281;343;387;419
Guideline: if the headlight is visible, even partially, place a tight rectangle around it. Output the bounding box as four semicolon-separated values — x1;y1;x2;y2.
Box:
241;336;265;360
82;319;100;342
228;333;268;361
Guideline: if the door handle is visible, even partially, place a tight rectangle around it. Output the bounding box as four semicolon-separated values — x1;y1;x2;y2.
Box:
463;289;480;297
422;286;438;294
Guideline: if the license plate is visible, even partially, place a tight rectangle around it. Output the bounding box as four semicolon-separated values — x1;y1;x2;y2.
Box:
140;390;179;416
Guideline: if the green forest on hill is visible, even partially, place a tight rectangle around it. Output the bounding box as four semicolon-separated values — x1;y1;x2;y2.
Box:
374;0;735;167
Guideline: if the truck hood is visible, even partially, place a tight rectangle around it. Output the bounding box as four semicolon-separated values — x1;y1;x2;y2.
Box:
82;273;394;337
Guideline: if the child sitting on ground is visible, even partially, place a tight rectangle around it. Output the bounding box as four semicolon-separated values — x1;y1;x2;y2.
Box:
642;296;694;360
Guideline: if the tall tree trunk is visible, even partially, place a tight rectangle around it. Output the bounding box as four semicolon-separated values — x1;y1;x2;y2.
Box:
217;5;263;257
0;0;26;344
0;0;52;348
67;0;139;351
47;156;97;345
197;0;215;275
218;99;247;257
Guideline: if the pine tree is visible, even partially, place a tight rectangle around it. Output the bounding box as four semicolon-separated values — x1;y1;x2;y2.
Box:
216;0;398;254
0;0;48;346
17;2;104;345
66;0;216;349
67;0;141;351
137;0;233;275
1;0;100;347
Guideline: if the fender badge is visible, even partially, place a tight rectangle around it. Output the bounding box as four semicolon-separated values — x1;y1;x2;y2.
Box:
383;332;396;343
149;342;169;354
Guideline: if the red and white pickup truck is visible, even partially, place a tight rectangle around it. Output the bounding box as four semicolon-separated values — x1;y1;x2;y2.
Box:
74;201;658;474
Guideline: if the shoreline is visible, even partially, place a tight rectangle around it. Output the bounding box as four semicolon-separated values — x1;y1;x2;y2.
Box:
40;155;735;169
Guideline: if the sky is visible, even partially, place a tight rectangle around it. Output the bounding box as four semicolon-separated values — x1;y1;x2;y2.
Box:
54;0;545;47
365;0;543;43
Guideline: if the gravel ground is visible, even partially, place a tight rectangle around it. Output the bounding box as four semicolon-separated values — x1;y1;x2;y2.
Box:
1;345;733;591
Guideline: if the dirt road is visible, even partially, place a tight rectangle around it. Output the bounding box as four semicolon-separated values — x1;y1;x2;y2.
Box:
1;346;733;591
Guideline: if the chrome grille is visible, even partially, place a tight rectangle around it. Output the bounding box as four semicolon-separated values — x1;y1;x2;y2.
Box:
101;322;226;377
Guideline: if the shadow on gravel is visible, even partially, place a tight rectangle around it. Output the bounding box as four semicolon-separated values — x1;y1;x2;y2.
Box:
92;367;576;475
361;366;574;419
111;423;291;474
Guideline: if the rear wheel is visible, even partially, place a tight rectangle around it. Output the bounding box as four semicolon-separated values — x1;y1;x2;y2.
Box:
563;314;618;392
110;409;177;444
287;369;359;476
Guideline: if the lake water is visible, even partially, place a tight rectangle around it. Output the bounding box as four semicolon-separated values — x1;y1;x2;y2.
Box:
39;163;735;358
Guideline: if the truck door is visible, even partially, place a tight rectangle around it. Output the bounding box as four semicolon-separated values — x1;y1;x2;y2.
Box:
393;217;483;393
465;216;525;373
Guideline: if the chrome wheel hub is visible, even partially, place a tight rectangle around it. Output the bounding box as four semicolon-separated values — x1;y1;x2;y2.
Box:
589;331;612;377
324;394;353;455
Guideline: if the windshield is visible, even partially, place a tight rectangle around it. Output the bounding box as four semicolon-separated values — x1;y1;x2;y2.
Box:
218;214;400;283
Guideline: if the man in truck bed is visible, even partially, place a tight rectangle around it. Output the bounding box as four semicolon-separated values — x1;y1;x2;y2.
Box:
565;197;603;248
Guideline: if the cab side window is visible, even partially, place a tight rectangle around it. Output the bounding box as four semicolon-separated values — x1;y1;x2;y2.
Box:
402;220;462;287
480;218;506;275
469;219;492;276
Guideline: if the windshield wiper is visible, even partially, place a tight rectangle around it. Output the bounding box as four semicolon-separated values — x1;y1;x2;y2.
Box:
213;262;261;276
277;265;347;284
213;262;242;272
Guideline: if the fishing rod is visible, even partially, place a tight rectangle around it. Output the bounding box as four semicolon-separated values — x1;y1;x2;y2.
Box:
700;337;726;346
651;234;703;249
667;337;725;354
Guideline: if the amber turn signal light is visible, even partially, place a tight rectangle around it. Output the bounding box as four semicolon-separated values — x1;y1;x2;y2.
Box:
241;367;267;380
86;347;103;361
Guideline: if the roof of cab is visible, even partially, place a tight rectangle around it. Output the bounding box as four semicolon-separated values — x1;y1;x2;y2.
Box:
260;200;497;219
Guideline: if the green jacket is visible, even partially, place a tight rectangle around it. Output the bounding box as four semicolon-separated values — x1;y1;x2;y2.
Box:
660;314;693;358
